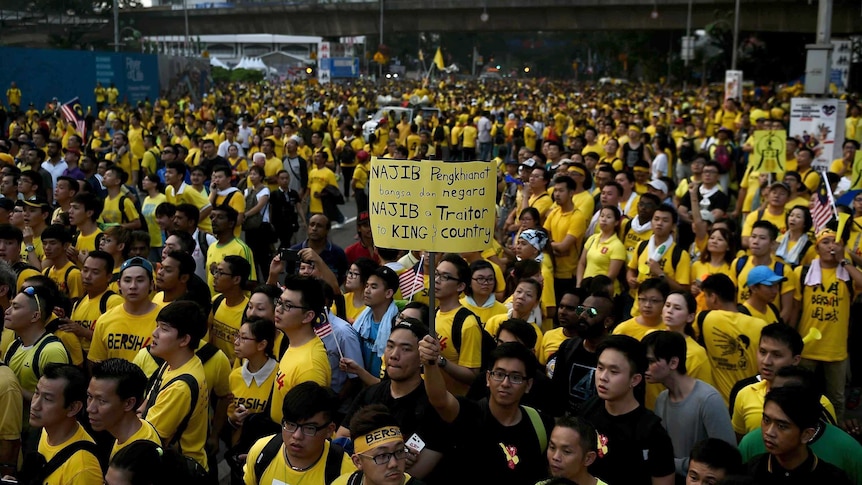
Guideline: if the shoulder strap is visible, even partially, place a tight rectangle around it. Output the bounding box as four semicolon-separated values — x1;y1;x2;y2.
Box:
212;295;226;316
451;307;475;354
636;240;648;259
3;339;22;365
99;290;116;314
253;434;284;481
671;244;684;268
696;311;710;347
224;191;237;206
33;335;68;380
522;405;548;453
196;342;219;365
735;255;749;276
143;363;199;449
63;265;76;292
324;442;345;484
197;231;210;256
119;195;129;224
40;441;100;481
766;302;784;325
345;471;363;485
737;304;751;316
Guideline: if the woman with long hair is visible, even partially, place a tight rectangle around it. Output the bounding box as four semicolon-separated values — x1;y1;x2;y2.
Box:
341;258;379;323
776;205;816;267
691;227;736;312
661;290;714;386
577;205;626;295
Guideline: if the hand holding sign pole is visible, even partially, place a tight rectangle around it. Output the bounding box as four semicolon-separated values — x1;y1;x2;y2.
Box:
368;157;497;336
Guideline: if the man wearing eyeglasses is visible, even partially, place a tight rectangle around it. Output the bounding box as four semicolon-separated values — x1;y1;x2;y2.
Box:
269;275;332;425
205;204;255;294
208;255;251;365
333;405;422;485
419;339;553;483
245;381;354;485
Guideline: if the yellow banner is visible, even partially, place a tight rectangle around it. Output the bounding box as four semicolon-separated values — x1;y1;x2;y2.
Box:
750;130;786;173
368;158;496;252
851;151;862;190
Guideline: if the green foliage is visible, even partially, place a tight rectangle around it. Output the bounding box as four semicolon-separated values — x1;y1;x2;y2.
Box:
212;67;264;83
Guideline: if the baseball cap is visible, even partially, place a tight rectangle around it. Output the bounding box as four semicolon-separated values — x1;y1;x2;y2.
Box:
647;179;668;194
746;265;786;287
373;266;400;292
0;199;14;211
391;319;430;340
22;197;50;211
120;256;155;278
357;211;370;226
768;181;790;193
520;158;536;169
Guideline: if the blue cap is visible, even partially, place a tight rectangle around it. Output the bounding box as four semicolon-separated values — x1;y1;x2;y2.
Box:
120;256;154;278
746;265;786;287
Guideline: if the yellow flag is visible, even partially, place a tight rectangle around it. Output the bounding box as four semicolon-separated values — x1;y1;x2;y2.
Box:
434;47;445;70
418;50;424;62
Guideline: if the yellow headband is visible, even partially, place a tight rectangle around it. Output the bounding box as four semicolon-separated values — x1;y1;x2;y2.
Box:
567;165;586;177
816;229;836;245
633;166;650;173
354;426;403;455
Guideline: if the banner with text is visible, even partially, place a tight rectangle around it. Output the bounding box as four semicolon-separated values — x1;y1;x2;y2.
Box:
749;130;787;173
789;98;846;172
369;158;496;252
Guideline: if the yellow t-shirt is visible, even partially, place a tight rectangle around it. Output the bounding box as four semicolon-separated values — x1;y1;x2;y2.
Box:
141;148;159;177
269;337;331;424
794;265;853;361
205;238;256;294
0;365;22;440
458;297;507;326
584;234;627;295
461;126;478;149
143;356;210;471
528;193;554;219
127;126;146;160
543;206;588;279
264;157;283;191
244;438;355;485
691;260;733;313
209;295;249;365
6;332;70;393
106;151;139;177
69;289;123;352
732;379;836;435
613;317;666;341
571;191;595;221
484;313;543;356
165;183;213;234
74;228;102;255
741;209;787;238
133;341;232;400
214;189;246;238
100;193;141;226
142;193;168;247
20;236;43;262
88;303;162;363
540;327;569;366
683;334;714;387
621;223;652;263
697;309;766;404
336;292;367;324
353;163;369;190
110;418;161;458
308;166;338;215
739;301;781;326
626;241;691;298
228;358;278;417
38;423;102;485
436;306;483;396
44;261;83;300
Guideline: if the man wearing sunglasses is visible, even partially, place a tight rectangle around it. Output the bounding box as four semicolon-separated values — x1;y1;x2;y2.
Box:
334;405;421;485
550;292;615;416
419;339;554;483
244;381;354;485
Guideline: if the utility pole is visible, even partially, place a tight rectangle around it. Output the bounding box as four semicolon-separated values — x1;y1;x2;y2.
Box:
730;0;740;69
113;0;119;52
378;0;384;80
804;0;833;94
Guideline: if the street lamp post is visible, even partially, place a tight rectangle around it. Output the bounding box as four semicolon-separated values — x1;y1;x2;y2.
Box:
379;0;384;80
731;0;740;69
113;0;119;52
184;0;191;55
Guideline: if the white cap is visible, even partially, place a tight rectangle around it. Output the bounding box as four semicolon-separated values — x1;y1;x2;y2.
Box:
647;179;668;194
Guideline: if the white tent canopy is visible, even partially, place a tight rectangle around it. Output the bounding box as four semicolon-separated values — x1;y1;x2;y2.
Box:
234;57;269;71
210;56;229;69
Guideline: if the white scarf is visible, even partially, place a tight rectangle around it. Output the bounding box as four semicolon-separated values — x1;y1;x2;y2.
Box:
804;258;850;286
216;187;240;197
465;294;497;309
775;233;809;266
630;216;652;234
699;184;720;209
647;235;674;262
505;303;542;326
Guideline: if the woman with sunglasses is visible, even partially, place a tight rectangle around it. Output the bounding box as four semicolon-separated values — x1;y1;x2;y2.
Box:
460;260;507;325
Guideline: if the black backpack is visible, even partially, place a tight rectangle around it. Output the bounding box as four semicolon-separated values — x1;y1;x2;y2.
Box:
19;440;99;485
635;241;685;271
197;230;211;257
71;290;117;316
451;307;497;370
43;265;78;296
4;334;71;379
253;434;345;484
119;194;148;236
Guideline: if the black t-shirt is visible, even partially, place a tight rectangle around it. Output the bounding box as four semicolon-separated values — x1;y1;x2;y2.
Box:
550;337;597;416
448;398;554;483
748;451;852;485
680;187;730;213
582;398;676;485
466;368;556;415
342;380;447;453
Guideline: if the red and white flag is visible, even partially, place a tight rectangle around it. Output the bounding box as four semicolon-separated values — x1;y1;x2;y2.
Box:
811;171;837;231
398;256;425;300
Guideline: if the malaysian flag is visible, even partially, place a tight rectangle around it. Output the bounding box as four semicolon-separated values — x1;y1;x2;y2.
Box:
811;171;837;231
398;256;425;300
313;313;333;339
59;98;86;141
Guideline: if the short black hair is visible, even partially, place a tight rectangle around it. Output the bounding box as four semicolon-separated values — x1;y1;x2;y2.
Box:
223;255;251;287
282;274;326;323
164;250;196;277
553;415;597;454
72;192;104;221
85;250;115;273
282;381;338;424
496;318;538;349
439;253;470;285
174;203;200;225
212;204;239;226
760;323;803;357
596;334;647;376
106;165;129;184
91;358;148;410
156;301;207;349
642;330;687;375
348;403;400;440
764;385;820;431
489;342;536;377
244;317;276;358
751;220;779;241
653;203;679;224
638;277;670;299
689;438;743;476
155;202;177;219
0;224;23;243
42;363;87;408
700;273;737;304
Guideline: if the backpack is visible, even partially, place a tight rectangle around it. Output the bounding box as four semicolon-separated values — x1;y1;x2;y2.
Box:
242;187;265;231
493;122;505;145
4;334;71;379
71;290;116;316
679;137;697;164
450;307;497;370
735;257;786;295
635;241;685;271
19;440;100;485
339;141;357;166
43;265;78;296
712;143;733;171
737;303;784;325
197;230;211;258
119;194;148;236
12;261;38;280
253;434;345;484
